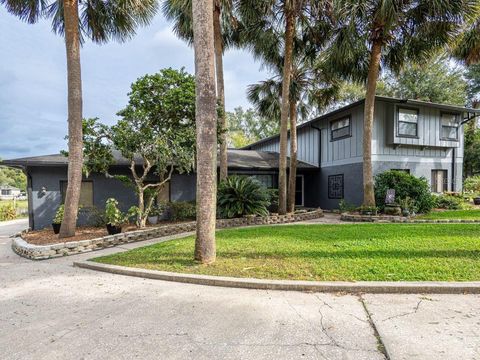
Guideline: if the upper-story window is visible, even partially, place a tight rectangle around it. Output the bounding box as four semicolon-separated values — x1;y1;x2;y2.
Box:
440;113;459;141
331;116;351;141
398;107;419;137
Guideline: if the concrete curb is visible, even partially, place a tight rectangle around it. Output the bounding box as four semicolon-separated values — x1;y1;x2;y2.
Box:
73;260;480;294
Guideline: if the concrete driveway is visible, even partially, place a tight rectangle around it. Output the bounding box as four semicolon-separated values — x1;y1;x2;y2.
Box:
1;220;479;360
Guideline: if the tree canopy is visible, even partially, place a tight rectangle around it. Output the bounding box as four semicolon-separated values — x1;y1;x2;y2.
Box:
82;68;196;227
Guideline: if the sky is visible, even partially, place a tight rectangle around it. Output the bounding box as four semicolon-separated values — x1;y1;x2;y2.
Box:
0;8;268;160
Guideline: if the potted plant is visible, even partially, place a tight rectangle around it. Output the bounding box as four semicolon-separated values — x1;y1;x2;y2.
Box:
104;198;126;235
399;197;415;217
474;194;480;206
147;205;159;225
52;204;64;234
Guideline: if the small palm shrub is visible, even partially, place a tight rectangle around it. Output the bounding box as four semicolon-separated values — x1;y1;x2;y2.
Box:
217;176;270;218
375;170;434;214
52;205;65;224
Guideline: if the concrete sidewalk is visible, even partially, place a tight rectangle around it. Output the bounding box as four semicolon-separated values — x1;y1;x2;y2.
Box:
1;220;479;359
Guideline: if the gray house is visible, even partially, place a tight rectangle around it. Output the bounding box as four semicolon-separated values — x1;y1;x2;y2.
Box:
243;96;479;209
4;96;478;230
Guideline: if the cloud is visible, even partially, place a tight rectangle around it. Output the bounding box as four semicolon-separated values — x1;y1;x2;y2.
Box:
153;26;190;49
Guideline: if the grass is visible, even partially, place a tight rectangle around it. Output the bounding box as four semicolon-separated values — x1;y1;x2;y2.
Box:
417;209;480;220
93;224;480;282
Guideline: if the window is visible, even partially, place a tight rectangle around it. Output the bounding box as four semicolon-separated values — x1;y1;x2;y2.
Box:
328;174;344;199
1;189;9;196
440;113;459;140
398;108;419;137
431;170;448;193
331;116;351;141
295;175;304;206
60;181;94;207
250;174;275;189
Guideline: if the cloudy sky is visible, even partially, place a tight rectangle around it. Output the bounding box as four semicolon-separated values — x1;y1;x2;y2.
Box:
0;8;268;160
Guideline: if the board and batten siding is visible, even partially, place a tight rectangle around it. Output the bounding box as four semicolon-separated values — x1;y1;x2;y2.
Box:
248;98;464;177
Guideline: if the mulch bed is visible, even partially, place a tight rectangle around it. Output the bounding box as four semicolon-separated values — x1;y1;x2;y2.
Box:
22;220;190;246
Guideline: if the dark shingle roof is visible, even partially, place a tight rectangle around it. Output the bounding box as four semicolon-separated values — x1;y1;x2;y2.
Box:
2;149;316;170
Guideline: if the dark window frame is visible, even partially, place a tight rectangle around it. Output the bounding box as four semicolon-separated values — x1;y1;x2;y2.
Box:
60;180;94;208
440;112;460;141
397;106;419;138
330;115;352;142
328;174;344;199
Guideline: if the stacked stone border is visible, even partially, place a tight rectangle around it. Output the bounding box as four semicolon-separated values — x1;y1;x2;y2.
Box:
341;213;480;223
12;209;323;260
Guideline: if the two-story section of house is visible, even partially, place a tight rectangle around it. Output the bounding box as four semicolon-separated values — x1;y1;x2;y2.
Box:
243;96;480;209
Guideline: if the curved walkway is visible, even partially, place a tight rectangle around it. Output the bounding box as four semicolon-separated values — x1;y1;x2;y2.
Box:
1;220;479;359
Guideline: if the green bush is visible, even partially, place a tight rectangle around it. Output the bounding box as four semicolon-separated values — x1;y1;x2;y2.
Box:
169;201;196;221
52;204;65;224
0;204;16;221
464;176;480;194
217;176;270;218
375;170;434;214
433;194;470;210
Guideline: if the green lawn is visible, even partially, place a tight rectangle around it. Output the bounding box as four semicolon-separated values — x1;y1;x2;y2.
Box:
417;209;480;220
93;224;480;281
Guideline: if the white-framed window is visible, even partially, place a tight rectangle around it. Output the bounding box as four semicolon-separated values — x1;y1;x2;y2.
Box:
331;116;351;141
440;113;459;141
398;107;419;137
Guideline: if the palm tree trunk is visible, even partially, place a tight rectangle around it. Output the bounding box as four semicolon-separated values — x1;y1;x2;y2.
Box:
59;0;83;238
214;3;228;181
278;9;296;215
362;39;382;207
287;101;297;213
193;0;217;264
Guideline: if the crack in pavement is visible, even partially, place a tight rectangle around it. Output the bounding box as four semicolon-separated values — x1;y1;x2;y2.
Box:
359;295;390;360
381;299;424;322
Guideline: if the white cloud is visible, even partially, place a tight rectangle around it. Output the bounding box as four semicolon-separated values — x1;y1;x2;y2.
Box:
153;26;189;49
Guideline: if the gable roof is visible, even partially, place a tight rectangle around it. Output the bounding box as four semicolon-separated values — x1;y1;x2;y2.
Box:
242;96;480;149
2;149;316;170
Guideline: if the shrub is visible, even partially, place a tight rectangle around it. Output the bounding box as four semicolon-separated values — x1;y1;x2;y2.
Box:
339;199;356;213
0;204;16;221
217;176;270;218
266;188;279;213
375;170;434;214
464;176;480;194
433;194;470;210
52;205;65;224
169;201;196;221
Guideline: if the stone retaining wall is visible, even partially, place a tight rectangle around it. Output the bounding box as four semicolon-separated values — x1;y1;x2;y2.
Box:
341;213;480;223
12;209;323;260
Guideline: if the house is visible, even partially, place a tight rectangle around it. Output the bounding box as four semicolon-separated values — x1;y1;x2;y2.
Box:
3;150;316;230
0;185;21;200
3;96;478;230
243;96;479;209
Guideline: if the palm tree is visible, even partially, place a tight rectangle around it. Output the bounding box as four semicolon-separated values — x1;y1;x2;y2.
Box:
324;0;474;207
163;0;237;181
238;0;328;214
453;15;480;65
192;0;217;264
2;0;157;238
248;57;337;212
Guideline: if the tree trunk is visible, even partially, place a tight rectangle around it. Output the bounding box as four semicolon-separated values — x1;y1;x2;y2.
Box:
214;3;228;181
362;40;382;207
59;0;83;238
193;0;217;264
287;101;297;213
137;187;145;228
278;9;296;215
